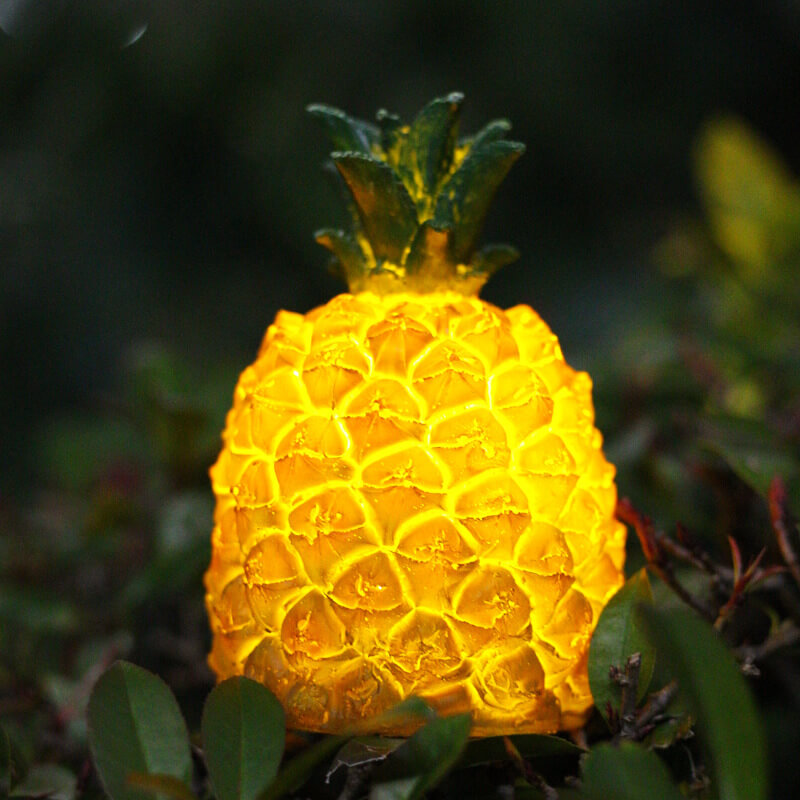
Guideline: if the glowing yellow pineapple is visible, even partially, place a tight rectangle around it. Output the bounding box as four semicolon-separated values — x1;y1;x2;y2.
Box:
205;94;626;736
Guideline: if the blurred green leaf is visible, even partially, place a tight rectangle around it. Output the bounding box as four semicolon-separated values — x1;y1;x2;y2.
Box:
87;662;192;800
369;713;471;800
588;569;656;726
157;491;213;555
33;416;145;491
117;535;210;611
641;606;767;800
461;734;583;768
694;117;800;277
260;734;350;800
581;742;683;800
699;413;797;498
9;764;77;800
0;587;81;635
202;677;286;800
125;773;195;800
644;711;694;750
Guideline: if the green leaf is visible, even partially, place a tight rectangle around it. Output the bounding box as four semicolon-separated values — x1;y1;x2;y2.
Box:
469;243;520;276
369;713;471;800
694;117;800;276
117;535;210;612
326;738;405;782
125;774;195;800
699;413;797;498
404;92;463;196
0;586;81;635
314;228;366;281
87;661;192;800
9;764;77;800
376;109;403;160
261;695;435;799
404;219;452;275
581;742;683;800
464;119;512;150
640;606;768;800
433;139;524;263
644;712;694;750
260;735;350;800
202;677;286;800
461;733;583;768
333;153;419;263
588;568;656;726
307;104;378;156
0;727;27;791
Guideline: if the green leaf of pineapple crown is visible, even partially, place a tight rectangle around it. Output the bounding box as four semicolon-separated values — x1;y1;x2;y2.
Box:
308;93;525;293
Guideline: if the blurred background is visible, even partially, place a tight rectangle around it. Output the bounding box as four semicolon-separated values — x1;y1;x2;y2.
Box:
2;1;800;797
3;0;800;494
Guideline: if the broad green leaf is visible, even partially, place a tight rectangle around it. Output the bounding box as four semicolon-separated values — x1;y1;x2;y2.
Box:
87;662;192;800
461;733;583;768
588;569;656;726
369;713;471;800
641;606;767;800
202;677;286;800
433;139;524;263
581;742;683;800
333;153;418;263
125;774;195;800
307;104;378;156
9;764;77;800
260;734;350;800
404;92;463;196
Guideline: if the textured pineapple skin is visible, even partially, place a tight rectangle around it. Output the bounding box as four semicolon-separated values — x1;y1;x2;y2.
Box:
205;291;626;736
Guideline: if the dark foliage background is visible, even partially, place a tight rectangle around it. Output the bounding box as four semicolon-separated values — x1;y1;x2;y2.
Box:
2;2;800;799
4;0;800;493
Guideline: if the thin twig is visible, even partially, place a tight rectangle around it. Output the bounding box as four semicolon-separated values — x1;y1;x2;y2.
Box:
667;524;718;575
635;681;679;731
736;620;800;665
770;476;800;589
618;653;642;740
651;562;717;622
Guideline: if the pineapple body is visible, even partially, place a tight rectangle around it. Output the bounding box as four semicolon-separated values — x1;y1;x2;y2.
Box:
205;290;625;735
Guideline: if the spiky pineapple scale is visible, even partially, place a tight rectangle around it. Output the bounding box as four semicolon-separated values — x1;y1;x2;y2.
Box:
205;290;625;735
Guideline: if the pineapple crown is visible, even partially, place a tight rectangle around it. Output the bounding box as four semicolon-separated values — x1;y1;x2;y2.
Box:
309;92;525;295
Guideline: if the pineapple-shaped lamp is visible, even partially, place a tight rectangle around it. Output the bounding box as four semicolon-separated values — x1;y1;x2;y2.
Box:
205;94;626;736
